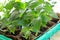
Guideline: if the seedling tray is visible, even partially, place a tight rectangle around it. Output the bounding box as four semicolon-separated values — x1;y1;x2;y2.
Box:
0;34;12;40
35;23;60;40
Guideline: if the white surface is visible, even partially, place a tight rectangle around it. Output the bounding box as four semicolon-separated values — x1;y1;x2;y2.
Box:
52;0;60;13
0;0;5;3
50;31;60;40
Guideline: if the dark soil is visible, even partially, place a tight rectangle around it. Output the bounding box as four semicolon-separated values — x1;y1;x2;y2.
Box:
0;13;60;40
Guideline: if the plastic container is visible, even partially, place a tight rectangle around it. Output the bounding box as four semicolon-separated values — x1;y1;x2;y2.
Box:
35;23;60;40
0;34;12;40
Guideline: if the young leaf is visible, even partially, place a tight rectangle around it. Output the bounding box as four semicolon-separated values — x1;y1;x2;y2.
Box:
31;19;41;32
44;2;53;14
4;1;14;10
8;25;16;34
0;4;4;12
21;27;31;39
38;0;44;3
50;13;58;18
29;1;40;9
15;0;21;2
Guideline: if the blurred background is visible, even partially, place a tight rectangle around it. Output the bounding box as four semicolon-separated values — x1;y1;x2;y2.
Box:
0;0;60;13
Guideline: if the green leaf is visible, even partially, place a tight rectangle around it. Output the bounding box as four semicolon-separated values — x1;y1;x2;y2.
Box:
14;2;26;10
50;13;58;18
15;0;21;2
4;11;10;18
0;4;4;11
5;1;14;10
31;19;41;32
38;0;44;3
21;27;31;39
44;2;53;14
40;13;51;27
9;18;29;26
52;2;56;4
0;19;11;29
30;1;40;9
8;25;16;34
24;31;31;39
